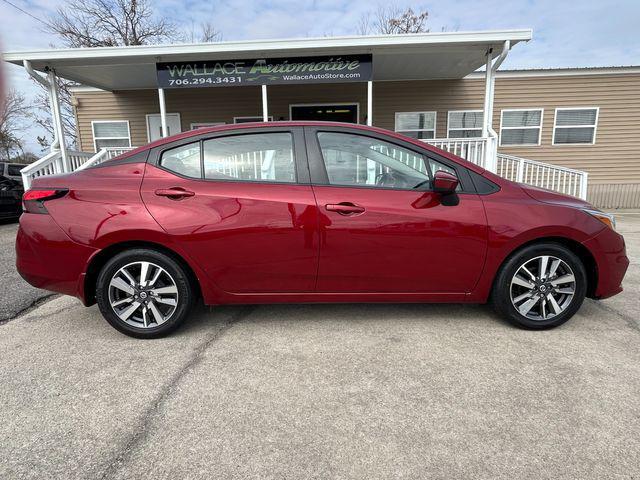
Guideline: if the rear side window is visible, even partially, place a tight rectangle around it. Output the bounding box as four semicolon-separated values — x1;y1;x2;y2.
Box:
203;132;295;183
160;142;202;178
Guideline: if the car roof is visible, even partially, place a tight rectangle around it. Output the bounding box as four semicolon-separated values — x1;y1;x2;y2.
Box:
116;121;486;174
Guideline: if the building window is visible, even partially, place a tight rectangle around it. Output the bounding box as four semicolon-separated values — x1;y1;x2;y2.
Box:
395;112;437;139
233;116;273;123
553;108;599;145
447;111;483;138
91;120;131;152
92;121;131;151
500;109;543;146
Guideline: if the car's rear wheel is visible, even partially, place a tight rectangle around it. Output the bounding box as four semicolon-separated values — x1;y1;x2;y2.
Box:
96;249;194;338
491;243;587;329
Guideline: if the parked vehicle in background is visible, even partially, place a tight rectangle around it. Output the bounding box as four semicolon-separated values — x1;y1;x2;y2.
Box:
14;122;628;338
0;175;23;219
0;162;25;184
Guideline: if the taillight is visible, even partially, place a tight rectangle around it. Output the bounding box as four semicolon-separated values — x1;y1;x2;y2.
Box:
22;189;68;214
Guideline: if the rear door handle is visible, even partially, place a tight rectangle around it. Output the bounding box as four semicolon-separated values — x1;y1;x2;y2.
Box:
325;202;365;215
154;188;195;199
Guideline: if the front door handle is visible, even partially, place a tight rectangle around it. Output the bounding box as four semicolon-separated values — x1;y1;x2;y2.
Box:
154;187;195;199
325;202;365;215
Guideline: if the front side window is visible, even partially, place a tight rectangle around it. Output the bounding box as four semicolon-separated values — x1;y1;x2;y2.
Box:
553;108;598;144
92;121;131;151
203;132;295;183
500;109;543;146
395;112;437;139
159;142;202;178
316;132;431;190
448;111;483;138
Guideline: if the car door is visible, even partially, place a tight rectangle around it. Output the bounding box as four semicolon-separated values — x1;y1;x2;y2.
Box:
141;127;319;294
305;126;488;294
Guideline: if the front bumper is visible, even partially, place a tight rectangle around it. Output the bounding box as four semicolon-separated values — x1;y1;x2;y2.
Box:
16;213;97;300
582;227;629;299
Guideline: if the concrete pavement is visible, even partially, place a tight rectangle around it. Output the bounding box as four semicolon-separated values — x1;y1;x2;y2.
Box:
0;214;638;479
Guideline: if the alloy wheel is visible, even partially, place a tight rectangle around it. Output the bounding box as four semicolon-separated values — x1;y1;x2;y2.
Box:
509;255;576;321
108;261;179;328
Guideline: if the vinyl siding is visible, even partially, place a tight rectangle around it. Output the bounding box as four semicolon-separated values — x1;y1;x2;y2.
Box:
73;72;640;186
373;74;640;185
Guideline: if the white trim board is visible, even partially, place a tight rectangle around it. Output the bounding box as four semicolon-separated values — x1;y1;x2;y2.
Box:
5;29;532;63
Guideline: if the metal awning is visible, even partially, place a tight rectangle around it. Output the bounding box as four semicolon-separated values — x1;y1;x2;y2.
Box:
3;30;531;91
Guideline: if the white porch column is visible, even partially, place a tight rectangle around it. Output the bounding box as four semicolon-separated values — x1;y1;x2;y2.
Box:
367;81;373;126
481;50;493;139
261;85;269;122
47;71;70;172
158;88;168;137
481;41;510;173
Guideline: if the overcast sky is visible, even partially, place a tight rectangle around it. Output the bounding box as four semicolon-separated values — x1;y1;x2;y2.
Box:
1;0;639;153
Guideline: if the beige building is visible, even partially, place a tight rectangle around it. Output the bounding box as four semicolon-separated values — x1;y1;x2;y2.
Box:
5;30;640;207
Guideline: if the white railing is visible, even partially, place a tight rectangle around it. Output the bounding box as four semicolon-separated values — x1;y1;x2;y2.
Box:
497;153;588;200
104;147;136;158
23;142;589;200
424;137;588;199
425;137;489;169
22;147;136;189
67;150;94;171
21;151;63;189
75;149;109;172
75;147;135;171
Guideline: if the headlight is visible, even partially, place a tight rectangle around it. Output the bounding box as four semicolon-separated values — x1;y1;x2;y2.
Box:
583;208;616;230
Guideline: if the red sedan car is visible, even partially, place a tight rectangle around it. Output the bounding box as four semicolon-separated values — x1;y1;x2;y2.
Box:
16;122;628;338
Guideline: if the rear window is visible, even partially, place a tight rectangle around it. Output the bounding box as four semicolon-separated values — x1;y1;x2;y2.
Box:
7;165;23;176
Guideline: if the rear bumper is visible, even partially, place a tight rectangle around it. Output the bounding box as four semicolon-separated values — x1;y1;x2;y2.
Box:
16;213;97;301
582;227;629;299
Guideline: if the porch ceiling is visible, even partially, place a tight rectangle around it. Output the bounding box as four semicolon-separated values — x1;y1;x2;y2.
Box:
3;30;531;91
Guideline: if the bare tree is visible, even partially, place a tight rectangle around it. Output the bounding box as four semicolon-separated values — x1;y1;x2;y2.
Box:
200;21;222;42
34;0;220;150
184;21;222;43
358;6;429;35
31;80;78;150
0;90;31;162
46;0;179;47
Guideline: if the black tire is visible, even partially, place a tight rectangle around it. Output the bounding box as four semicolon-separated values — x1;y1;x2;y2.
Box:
96;248;194;338
491;243;587;329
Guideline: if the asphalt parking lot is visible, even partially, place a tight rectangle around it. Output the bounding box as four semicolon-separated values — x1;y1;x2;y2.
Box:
0;219;53;322
0;214;638;479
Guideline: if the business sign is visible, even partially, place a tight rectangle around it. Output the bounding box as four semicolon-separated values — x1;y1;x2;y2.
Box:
156;54;372;89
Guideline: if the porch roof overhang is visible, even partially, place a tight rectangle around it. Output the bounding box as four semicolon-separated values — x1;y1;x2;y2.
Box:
3;29;531;91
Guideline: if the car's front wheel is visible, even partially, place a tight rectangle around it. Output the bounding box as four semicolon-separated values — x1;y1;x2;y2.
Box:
492;243;587;329
96;249;194;338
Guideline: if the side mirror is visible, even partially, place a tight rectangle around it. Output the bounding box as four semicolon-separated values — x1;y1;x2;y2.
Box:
433;170;459;193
